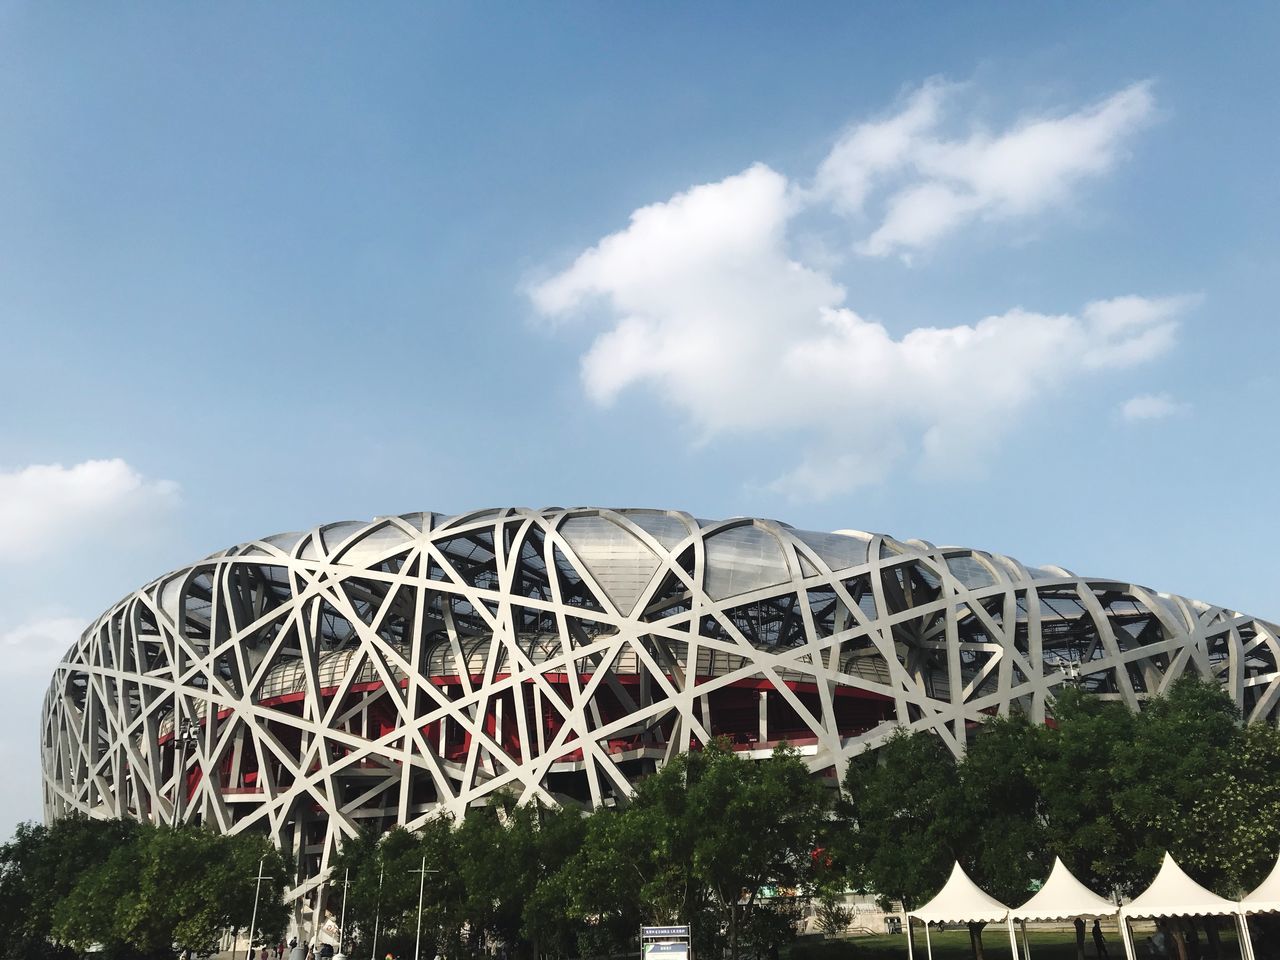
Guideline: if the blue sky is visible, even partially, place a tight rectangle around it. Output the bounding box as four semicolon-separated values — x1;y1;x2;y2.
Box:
2;3;1278;833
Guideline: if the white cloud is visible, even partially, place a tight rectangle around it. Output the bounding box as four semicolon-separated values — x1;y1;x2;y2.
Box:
530;81;1182;499
813;79;949;215
0;614;84;675
0;459;179;559
0;462;176;835
0;613;85;835
811;80;1156;257
1121;393;1187;422
537;165;844;430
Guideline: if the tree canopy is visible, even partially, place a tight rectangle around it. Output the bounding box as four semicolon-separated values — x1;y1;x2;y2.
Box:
0;816;287;960
835;679;1280;959
10;678;1280;960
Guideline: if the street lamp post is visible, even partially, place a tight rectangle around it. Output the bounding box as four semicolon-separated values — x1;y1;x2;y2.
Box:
410;859;440;960
247;855;272;960
369;864;384;960
234;855;273;960
336;867;352;955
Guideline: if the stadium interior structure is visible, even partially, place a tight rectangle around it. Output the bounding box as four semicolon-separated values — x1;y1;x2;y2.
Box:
41;507;1280;915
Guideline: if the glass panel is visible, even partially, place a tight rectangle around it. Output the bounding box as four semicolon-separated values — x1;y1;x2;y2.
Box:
792;529;871;572
703;524;789;601
335;523;413;567
946;555;996;589
560;516;660;616
624;511;693;551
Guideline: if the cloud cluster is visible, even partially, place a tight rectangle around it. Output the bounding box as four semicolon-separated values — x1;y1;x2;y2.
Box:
1121;393;1187;422
814;81;1155;257
530;82;1184;498
0;459;179;559
0;614;83;675
0;612;84;836
0;459;175;836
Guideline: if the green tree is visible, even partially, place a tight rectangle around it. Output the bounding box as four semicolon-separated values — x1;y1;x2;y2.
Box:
0;816;135;959
839;719;1047;960
1036;686;1136;959
685;743;830;960
334;802;587;960
331;818;465;959
513;802;588;960
1037;677;1271;960
559;763;701;956
1111;677;1272;960
813;891;853;937
1191;721;1280;894
956;715;1050;960
52;823;288;958
1038;685;1138;894
959;714;1050;901
0;817;287;960
840;728;959;916
326;827;383;951
456;795;547;954
1114;675;1244;895
559;741;829;960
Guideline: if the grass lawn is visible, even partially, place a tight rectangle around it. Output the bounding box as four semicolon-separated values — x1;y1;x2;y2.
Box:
786;923;1246;959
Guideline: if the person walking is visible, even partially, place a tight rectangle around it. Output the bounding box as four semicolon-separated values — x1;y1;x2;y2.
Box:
288;941;307;960
1092;919;1110;958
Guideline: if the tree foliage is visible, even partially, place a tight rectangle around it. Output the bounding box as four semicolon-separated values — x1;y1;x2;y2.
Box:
839;718;1047;959
837;679;1280;960
957;714;1050;905
1037;684;1138;894
9;680;1280;960
0;816;287;960
331;819;464;960
332;800;587;960
840;727;959;912
557;741;831;960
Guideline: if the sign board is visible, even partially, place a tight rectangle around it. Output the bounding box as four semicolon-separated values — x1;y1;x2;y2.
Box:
641;927;690;939
645;944;689;960
640;923;692;960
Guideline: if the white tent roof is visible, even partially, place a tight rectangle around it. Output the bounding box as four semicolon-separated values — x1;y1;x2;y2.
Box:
1011;857;1118;921
910;862;1010;924
1121;852;1240;919
1240;852;1280;914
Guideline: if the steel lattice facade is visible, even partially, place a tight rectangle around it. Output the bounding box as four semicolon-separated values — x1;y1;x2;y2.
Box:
40;507;1280;908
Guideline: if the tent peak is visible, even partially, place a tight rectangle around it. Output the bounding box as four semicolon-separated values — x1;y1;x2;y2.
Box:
909;861;1010;925
1240;850;1280;915
1122;852;1238;920
1011;857;1117;921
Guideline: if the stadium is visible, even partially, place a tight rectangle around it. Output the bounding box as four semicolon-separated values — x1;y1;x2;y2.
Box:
40;506;1280;917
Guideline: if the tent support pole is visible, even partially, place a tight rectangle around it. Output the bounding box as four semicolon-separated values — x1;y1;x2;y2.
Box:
1005;917;1018;960
1118;914;1137;960
1237;911;1255;960
1020;919;1030;960
924;921;933;960
906;915;914;960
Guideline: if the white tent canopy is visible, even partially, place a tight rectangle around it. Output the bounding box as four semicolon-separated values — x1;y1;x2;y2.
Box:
1011;857;1118;921
1120;852;1240;919
910;862;1011;924
1241;851;1280;914
1116;853;1255;960
905;862;1018;960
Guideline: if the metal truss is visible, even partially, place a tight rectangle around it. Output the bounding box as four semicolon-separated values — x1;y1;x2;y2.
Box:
41;507;1280;909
